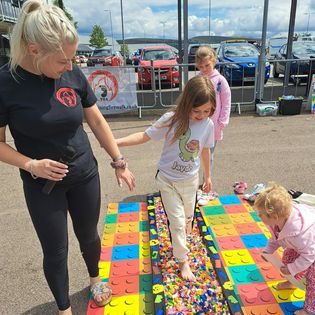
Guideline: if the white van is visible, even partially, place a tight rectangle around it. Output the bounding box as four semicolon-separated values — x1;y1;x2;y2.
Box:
267;35;288;59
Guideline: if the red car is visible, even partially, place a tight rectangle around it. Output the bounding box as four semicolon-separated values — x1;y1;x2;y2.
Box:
87;49;123;67
136;46;179;89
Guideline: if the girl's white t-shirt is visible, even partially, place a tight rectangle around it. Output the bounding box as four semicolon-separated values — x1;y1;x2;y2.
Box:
145;112;214;181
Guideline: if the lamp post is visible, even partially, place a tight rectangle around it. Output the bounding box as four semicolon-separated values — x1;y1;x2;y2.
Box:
104;10;114;53
120;0;126;64
160;21;166;41
304;12;315;33
208;0;211;37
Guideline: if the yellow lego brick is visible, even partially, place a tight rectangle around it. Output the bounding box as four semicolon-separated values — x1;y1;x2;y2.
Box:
267;281;305;302
257;222;272;238
201;198;221;207
115;222;139;233
101;233;114;247
98;261;111;279
104;295;140;315
139;243;150;259
229;212;254;224
107;203;118;214
243;203;254;212
211;224;239;237
221;249;255;266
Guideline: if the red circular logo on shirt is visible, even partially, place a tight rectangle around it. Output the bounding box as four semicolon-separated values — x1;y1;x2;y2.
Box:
56;88;77;107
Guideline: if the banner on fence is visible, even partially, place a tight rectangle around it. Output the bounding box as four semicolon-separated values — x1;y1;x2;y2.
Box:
82;67;138;115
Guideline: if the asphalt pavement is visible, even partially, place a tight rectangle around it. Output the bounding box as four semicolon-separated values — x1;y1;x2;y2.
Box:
0;111;314;314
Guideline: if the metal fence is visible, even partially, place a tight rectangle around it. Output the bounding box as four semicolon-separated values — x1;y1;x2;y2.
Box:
120;58;314;115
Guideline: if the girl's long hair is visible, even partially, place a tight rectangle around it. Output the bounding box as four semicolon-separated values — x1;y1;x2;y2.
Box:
166;75;216;143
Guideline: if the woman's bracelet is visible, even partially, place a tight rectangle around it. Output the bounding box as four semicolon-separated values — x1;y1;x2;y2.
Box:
29;159;38;179
110;156;128;169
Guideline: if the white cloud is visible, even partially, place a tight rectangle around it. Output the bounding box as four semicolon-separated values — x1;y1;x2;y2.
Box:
62;0;314;41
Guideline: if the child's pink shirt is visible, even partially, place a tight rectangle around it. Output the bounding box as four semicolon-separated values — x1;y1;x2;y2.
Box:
265;203;315;276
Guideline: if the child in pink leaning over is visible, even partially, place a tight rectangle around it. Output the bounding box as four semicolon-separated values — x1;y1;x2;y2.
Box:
255;183;315;315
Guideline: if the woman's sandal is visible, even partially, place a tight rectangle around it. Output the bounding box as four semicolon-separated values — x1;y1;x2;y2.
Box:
90;282;112;307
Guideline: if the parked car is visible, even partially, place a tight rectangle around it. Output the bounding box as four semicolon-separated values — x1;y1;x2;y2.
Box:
87;48;123;67
78;55;88;63
216;41;270;85
137;45;179;89
273;41;315;84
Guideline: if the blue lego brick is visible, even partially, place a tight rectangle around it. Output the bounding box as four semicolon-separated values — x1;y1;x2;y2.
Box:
280;301;304;315
240;234;268;249
250;211;261;222
112;244;139;260
118;202;140;213
219;195;242;205
228;264;265;284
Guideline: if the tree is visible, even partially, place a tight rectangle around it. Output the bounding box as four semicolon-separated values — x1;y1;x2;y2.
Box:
89;25;108;48
120;43;130;57
53;0;78;29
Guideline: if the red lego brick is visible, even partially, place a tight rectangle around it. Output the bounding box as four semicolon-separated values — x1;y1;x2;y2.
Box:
224;204;248;214
243;303;283;314
114;232;139;245
248;248;268;264
235;223;262;235
140;258;152;275
109;259;139;277
140;231;150;243
237;282;277;306
109;275;139;296
216;236;245;250
86;300;107;314
117;212;139;223
100;247;112;261
139;202;147;212
258;262;286;282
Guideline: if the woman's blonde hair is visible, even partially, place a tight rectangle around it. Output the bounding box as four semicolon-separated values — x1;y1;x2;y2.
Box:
195;46;217;65
9;0;78;73
254;182;292;219
166;75;216;143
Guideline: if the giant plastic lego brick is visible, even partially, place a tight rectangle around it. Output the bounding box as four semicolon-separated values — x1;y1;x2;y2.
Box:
198;194;306;315
86;201;165;315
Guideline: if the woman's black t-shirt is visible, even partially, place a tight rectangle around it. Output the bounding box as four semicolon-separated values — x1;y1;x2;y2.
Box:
0;63;98;186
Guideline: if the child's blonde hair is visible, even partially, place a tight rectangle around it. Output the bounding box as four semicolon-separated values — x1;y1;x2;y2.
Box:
166;75;216;142
9;0;78;73
254;182;292;219
195;46;217;65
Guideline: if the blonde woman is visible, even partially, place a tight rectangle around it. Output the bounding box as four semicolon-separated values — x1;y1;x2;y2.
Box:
0;1;135;314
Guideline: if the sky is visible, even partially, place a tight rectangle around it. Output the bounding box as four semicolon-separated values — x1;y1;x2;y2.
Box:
62;0;315;41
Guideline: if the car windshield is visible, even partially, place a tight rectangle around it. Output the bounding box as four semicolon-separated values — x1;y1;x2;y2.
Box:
93;49;111;57
293;43;315;55
143;49;174;61
224;44;259;57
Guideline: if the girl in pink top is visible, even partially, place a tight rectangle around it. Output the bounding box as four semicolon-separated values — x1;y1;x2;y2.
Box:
195;46;231;173
255;183;315;315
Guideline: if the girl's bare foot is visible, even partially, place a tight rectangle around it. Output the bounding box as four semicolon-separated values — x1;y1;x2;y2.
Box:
276;280;296;290
295;309;312;315
59;307;72;315
90;276;112;306
179;260;196;281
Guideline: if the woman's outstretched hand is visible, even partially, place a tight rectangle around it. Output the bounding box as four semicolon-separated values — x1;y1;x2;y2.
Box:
115;168;136;191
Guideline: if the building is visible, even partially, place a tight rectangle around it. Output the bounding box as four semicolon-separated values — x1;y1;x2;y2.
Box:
0;0;24;66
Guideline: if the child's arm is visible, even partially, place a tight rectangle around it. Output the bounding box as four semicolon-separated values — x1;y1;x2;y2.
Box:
116;132;151;147
218;78;231;128
200;147;212;192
